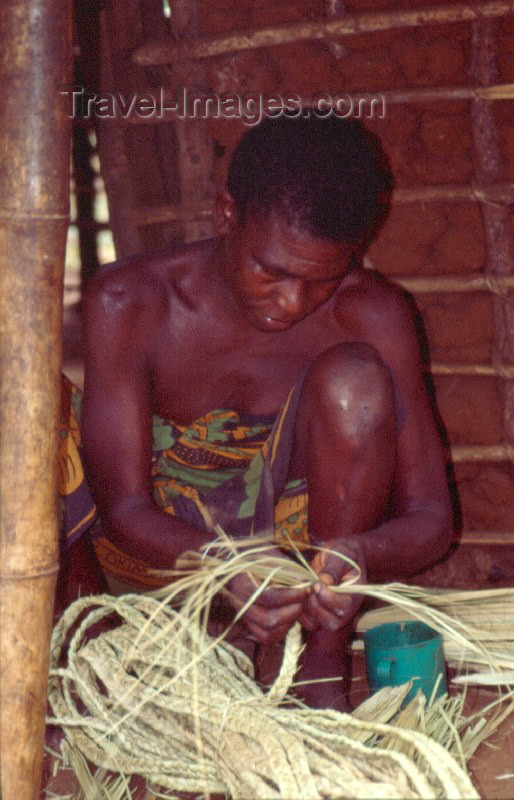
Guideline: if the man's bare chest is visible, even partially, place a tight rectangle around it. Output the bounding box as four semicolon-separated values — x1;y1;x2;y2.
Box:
149;317;349;422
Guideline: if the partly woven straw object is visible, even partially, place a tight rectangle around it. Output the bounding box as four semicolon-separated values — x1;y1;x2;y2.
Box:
47;536;514;798
47;595;477;799
48;598;477;799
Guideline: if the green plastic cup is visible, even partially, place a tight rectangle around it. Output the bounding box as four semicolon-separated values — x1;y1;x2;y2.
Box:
363;620;447;705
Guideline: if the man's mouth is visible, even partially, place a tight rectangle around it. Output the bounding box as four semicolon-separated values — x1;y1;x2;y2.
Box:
247;302;300;330
261;314;295;330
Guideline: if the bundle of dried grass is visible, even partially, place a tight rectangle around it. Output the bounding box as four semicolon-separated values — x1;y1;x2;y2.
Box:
358;686;514;772
46;534;506;799
354;587;514;686
44;740;134;800
48;593;479;799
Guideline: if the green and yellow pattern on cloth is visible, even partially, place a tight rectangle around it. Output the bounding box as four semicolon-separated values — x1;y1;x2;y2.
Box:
93;382;310;589
58;375;97;544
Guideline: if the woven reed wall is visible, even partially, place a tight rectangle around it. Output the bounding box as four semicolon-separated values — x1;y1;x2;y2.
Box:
95;0;514;582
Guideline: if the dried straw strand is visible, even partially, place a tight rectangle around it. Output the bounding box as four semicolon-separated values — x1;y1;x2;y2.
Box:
355;586;514;685
48;594;478;798
46;535;492;799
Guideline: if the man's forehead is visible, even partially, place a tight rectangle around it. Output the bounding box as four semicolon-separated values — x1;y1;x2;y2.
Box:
241;208;353;272
234;216;353;280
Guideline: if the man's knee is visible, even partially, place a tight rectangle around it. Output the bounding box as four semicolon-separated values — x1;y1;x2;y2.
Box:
301;342;395;438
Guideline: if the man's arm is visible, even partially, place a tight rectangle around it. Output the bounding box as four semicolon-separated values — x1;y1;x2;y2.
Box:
304;289;454;628
81;268;214;566
358;290;454;581
82;267;305;642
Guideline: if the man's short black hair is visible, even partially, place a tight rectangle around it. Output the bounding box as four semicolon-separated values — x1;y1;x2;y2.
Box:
227;114;393;245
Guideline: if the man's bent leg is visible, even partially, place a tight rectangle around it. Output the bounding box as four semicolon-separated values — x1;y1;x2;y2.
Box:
293;625;352;711
288;342;397;708
289;341;397;535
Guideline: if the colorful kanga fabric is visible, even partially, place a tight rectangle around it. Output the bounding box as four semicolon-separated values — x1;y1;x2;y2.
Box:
58;375;98;544
92;379;309;589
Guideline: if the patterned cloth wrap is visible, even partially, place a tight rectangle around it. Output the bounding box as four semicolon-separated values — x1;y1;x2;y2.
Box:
59;374;310;590
58;375;98;545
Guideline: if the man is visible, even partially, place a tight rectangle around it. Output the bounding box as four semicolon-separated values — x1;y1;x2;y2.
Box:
81;115;453;710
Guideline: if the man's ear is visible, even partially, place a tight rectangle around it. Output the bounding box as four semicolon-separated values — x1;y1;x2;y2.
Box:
213;190;238;235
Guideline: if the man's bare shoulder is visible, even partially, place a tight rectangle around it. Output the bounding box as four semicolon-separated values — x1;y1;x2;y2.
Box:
334;268;415;342
85;239;216;319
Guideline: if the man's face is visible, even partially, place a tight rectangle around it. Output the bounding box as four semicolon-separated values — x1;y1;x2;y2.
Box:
222;209;354;333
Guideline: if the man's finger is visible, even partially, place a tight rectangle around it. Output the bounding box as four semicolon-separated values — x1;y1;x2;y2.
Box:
253;585;307;607
313;581;356;612
303;590;352;631
311;553;346;584
229;595;303;629
298;610;319;632
230;574;306;607
244;620;292;646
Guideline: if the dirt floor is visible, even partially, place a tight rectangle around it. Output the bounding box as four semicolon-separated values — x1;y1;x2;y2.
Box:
466;693;514;799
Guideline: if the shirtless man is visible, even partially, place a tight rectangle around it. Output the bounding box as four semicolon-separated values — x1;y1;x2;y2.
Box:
81;115;453;710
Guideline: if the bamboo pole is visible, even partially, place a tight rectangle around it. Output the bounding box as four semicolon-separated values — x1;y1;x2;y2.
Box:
122;82;514;127
469;18;514;461
355;81;514;105
470;22;513;281
393;182;514;205
461;531;514;545
298;82;514;109
0;0;72;797
132;181;514;228
97;11;143;258
134;200;212;226
134;1;514;66
431;363;514;378
395;274;514;293
451;444;514;461
172;0;215;243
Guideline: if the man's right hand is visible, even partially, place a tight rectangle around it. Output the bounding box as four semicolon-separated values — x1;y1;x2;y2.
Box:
226;567;306;645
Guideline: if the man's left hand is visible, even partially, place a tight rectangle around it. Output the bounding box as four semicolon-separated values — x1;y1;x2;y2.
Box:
300;537;366;632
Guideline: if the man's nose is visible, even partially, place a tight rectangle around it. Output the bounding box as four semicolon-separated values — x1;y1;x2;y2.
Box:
276;280;305;316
